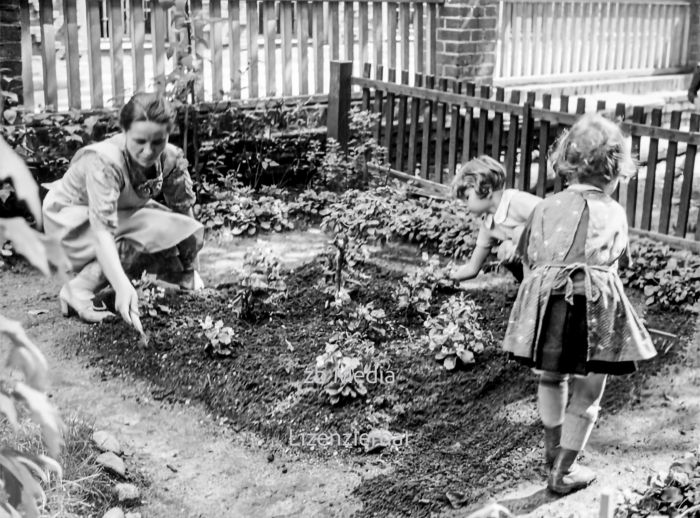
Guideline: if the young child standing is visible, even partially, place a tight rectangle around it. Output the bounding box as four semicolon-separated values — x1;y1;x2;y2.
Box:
449;155;541;282
503;114;657;494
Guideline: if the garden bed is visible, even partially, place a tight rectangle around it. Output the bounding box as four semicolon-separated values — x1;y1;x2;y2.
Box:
76;253;698;517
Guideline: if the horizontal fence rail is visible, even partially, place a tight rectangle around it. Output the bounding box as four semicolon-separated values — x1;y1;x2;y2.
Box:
330;61;700;246
18;0;442;111
496;0;692;84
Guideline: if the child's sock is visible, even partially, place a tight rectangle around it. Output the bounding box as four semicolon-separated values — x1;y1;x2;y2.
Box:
538;372;567;427
561;374;607;450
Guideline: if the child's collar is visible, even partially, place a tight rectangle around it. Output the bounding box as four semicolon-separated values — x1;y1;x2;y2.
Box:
491;189;514;225
566;184;603;193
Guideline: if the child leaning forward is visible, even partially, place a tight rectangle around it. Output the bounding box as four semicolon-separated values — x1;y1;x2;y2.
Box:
449;155;541;282
503;114;657;494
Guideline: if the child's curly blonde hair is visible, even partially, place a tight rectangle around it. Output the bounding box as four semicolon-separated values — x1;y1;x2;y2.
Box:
451;155;506;199
549;113;636;188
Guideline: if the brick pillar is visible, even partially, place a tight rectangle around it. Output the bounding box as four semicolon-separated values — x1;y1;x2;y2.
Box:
689;0;700;68
0;0;23;106
436;0;499;82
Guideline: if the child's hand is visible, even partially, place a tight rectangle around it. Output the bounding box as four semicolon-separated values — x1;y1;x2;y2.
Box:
496;241;518;263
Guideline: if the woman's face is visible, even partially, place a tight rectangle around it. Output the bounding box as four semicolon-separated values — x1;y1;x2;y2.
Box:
124;121;169;168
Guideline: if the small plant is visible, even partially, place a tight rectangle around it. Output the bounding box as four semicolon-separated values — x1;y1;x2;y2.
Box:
396;254;450;319
423;294;490;370
199;315;237;356
347;302;388;343
236;247;287;318
321;234;370;308
132;272;171;317
313;340;368;405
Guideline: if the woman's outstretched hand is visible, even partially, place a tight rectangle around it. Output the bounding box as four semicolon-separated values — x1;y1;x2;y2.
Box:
114;280;140;327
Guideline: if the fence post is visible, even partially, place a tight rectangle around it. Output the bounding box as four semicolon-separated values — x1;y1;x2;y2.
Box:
328;60;353;153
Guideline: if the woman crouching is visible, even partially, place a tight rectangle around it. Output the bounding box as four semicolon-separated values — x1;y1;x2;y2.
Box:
43;92;204;326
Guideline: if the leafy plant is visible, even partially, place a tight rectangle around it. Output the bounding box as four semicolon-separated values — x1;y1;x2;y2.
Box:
395;254;450;319
423;294;490;370
196;184;296;236
236;247;287;319
315;345;367;405
346;302;388;343
132;272;172;317
616;449;700;517
313;107;386;191
199;316;237;356
320;234;370;308
621;239;700;311
0;140;65;516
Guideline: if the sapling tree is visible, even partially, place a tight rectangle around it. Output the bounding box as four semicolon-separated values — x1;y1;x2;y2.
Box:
0;141;65;516
236;247;287;319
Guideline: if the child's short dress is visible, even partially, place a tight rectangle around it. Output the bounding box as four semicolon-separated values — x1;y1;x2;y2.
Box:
502;184;656;375
42;134;203;274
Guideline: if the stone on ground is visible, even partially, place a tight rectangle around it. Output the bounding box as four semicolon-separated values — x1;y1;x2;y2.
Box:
93;430;122;454
102;508;125;518
96;451;126;477
114;482;140;504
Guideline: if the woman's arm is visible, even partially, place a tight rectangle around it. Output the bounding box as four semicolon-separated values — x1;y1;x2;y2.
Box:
92;225;140;327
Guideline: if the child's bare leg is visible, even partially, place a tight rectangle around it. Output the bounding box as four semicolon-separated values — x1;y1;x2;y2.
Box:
549;373;607;494
538;371;568;467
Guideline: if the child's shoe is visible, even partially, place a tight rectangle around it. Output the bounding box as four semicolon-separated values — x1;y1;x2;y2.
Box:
548;449;596;495
543;425;562;468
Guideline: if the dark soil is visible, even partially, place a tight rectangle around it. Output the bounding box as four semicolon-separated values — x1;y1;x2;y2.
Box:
77;259;698;518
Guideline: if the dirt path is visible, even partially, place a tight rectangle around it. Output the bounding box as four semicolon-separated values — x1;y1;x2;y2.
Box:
1;232;375;518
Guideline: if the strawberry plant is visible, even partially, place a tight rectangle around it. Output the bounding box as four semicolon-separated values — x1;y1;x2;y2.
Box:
423;294;490;370
312;332;384;405
314;343;368;405
199;315;237;356
346;302;388;343
395;254;451;319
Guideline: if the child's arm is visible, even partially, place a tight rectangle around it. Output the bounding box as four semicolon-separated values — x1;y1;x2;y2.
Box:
450;245;492;281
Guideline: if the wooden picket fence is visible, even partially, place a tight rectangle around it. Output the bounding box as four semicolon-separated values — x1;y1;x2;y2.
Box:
328;61;700;249
20;0;441;111
496;0;692;84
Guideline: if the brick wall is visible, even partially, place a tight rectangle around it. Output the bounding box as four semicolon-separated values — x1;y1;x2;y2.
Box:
0;0;23;105
689;0;700;70
436;0;499;83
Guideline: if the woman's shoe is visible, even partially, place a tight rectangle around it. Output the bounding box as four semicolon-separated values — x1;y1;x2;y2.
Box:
548;449;596;495
59;261;115;323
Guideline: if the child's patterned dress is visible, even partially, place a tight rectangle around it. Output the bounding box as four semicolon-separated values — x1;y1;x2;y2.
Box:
503;184;656;375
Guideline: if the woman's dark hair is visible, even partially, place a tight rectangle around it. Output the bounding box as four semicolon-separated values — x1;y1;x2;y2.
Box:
119;92;176;132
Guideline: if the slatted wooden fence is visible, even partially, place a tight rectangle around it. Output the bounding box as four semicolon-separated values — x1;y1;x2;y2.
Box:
329;61;700;248
19;0;441;111
496;0;692;85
